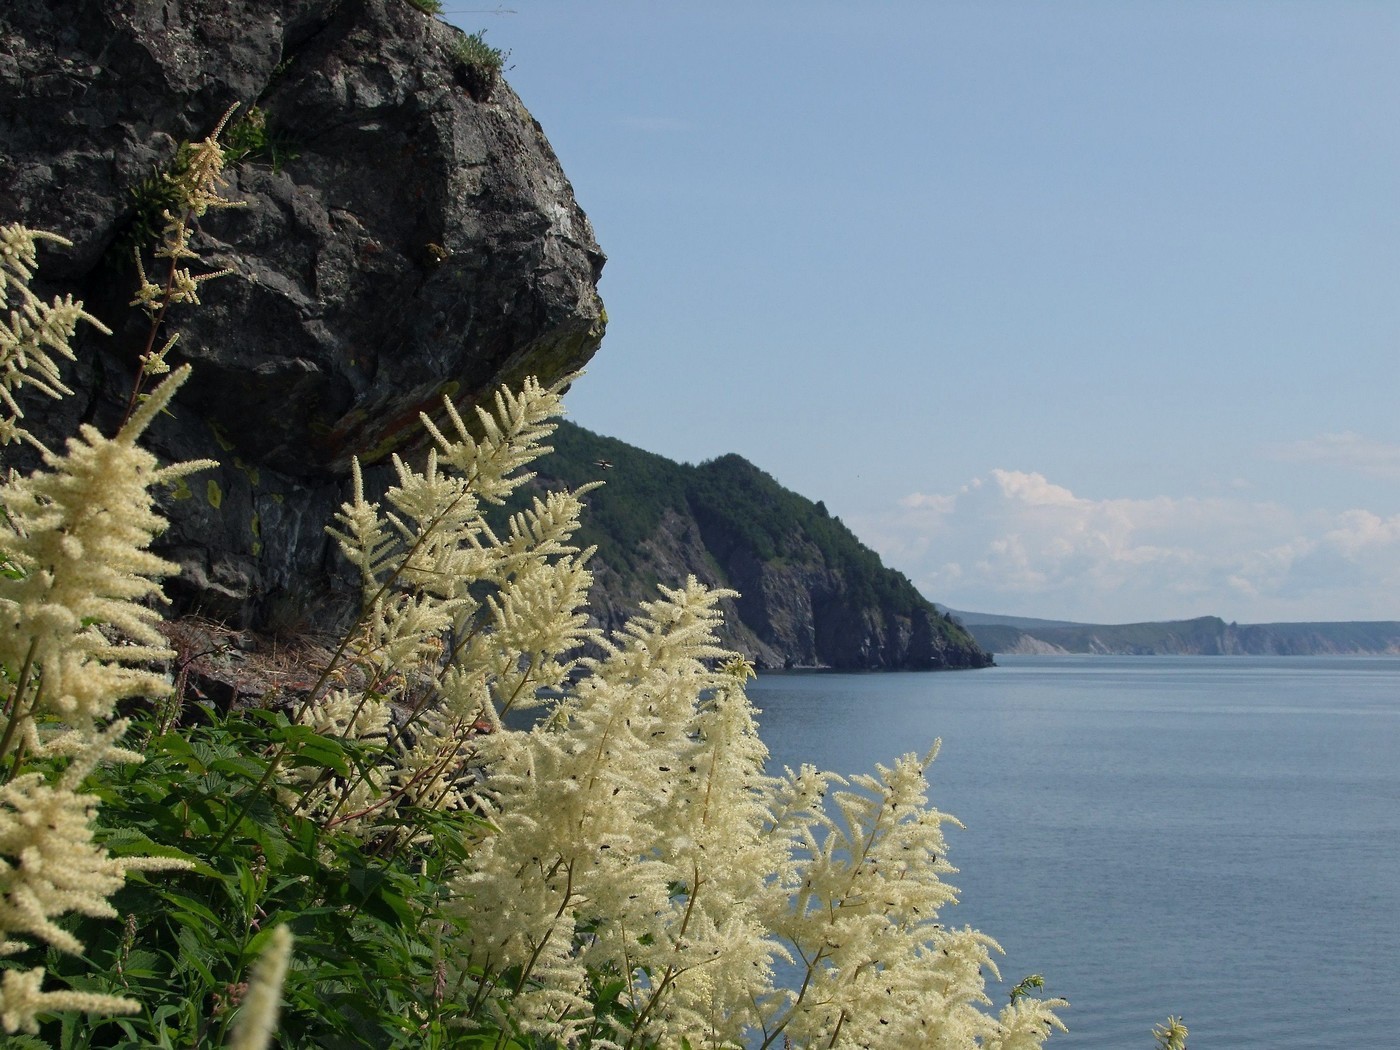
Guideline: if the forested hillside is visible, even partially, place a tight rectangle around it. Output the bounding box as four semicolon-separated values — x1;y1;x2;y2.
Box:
521;421;991;670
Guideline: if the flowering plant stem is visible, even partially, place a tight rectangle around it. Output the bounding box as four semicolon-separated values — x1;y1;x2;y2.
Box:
0;638;39;779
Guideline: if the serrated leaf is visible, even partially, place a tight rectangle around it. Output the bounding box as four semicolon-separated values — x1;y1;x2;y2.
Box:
172;930;218;985
286;736;352;776
210;755;268;781
162;892;226;931
245;707;293;729
242;817;291;868
152;733;206;774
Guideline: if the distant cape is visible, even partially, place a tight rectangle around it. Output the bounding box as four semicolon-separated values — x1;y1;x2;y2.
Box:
941;611;1400;656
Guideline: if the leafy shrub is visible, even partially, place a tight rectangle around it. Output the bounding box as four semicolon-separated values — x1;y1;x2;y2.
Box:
221;107;297;171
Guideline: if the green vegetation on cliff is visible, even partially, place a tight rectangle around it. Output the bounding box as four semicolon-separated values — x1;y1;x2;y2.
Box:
688;453;940;616
523;421;990;670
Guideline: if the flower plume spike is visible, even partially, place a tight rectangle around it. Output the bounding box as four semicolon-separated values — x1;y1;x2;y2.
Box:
0;966;138;1035
0;365;211;733
0;225;112;452
1154;1016;1189;1050
122;106;244;421
227;925;295;1050
418;373;574;503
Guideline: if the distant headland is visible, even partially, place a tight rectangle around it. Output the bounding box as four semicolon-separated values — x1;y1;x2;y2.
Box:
939;610;1400;656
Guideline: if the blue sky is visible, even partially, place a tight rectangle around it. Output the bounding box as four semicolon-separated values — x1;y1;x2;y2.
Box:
445;1;1400;623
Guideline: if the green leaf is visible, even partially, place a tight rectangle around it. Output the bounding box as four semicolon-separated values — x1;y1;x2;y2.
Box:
116;948;163;979
161;892;227;932
151;733;207;774
236;860;260;910
210;754;269;782
244;707;293;730
242;816;292;868
171;931;218;985
284;735;352;776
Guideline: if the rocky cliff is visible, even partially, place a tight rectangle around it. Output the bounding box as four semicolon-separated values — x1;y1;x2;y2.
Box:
1;0;605;629
525;422;992;671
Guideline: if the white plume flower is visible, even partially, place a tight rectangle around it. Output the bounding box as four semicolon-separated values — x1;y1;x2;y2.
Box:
418;376;566;504
0;966;138;1035
761;746;1065;1049
0;721;188;958
0;224;112;453
317;374;597;843
0;237;208;1036
310;374;1066;1047
449;580;786;1046
226;925;295;1050
0;366;211;739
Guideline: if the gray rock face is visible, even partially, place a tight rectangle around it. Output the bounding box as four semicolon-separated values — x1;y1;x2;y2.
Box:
716;539;991;671
2;0;606;628
589;511;991;672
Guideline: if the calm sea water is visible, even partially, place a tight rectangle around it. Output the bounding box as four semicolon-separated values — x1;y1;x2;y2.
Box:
748;655;1400;1049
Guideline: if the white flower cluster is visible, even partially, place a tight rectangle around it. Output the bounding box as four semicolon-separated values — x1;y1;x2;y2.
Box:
302;371;1067;1047
450;581;778;1046
767;745;1067;1049
446;582;1066;1048
0;224;111;452
0;366;211;749
0;723;141;957
0;230;204;1035
302;377;598;842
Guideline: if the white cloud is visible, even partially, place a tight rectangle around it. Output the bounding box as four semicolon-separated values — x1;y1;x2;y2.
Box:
1322;509;1400;555
898;491;957;513
990;469;1078;507
1275;432;1400;482
848;470;1400;623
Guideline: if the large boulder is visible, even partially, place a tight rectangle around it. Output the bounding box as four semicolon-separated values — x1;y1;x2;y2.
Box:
1;0;606;629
